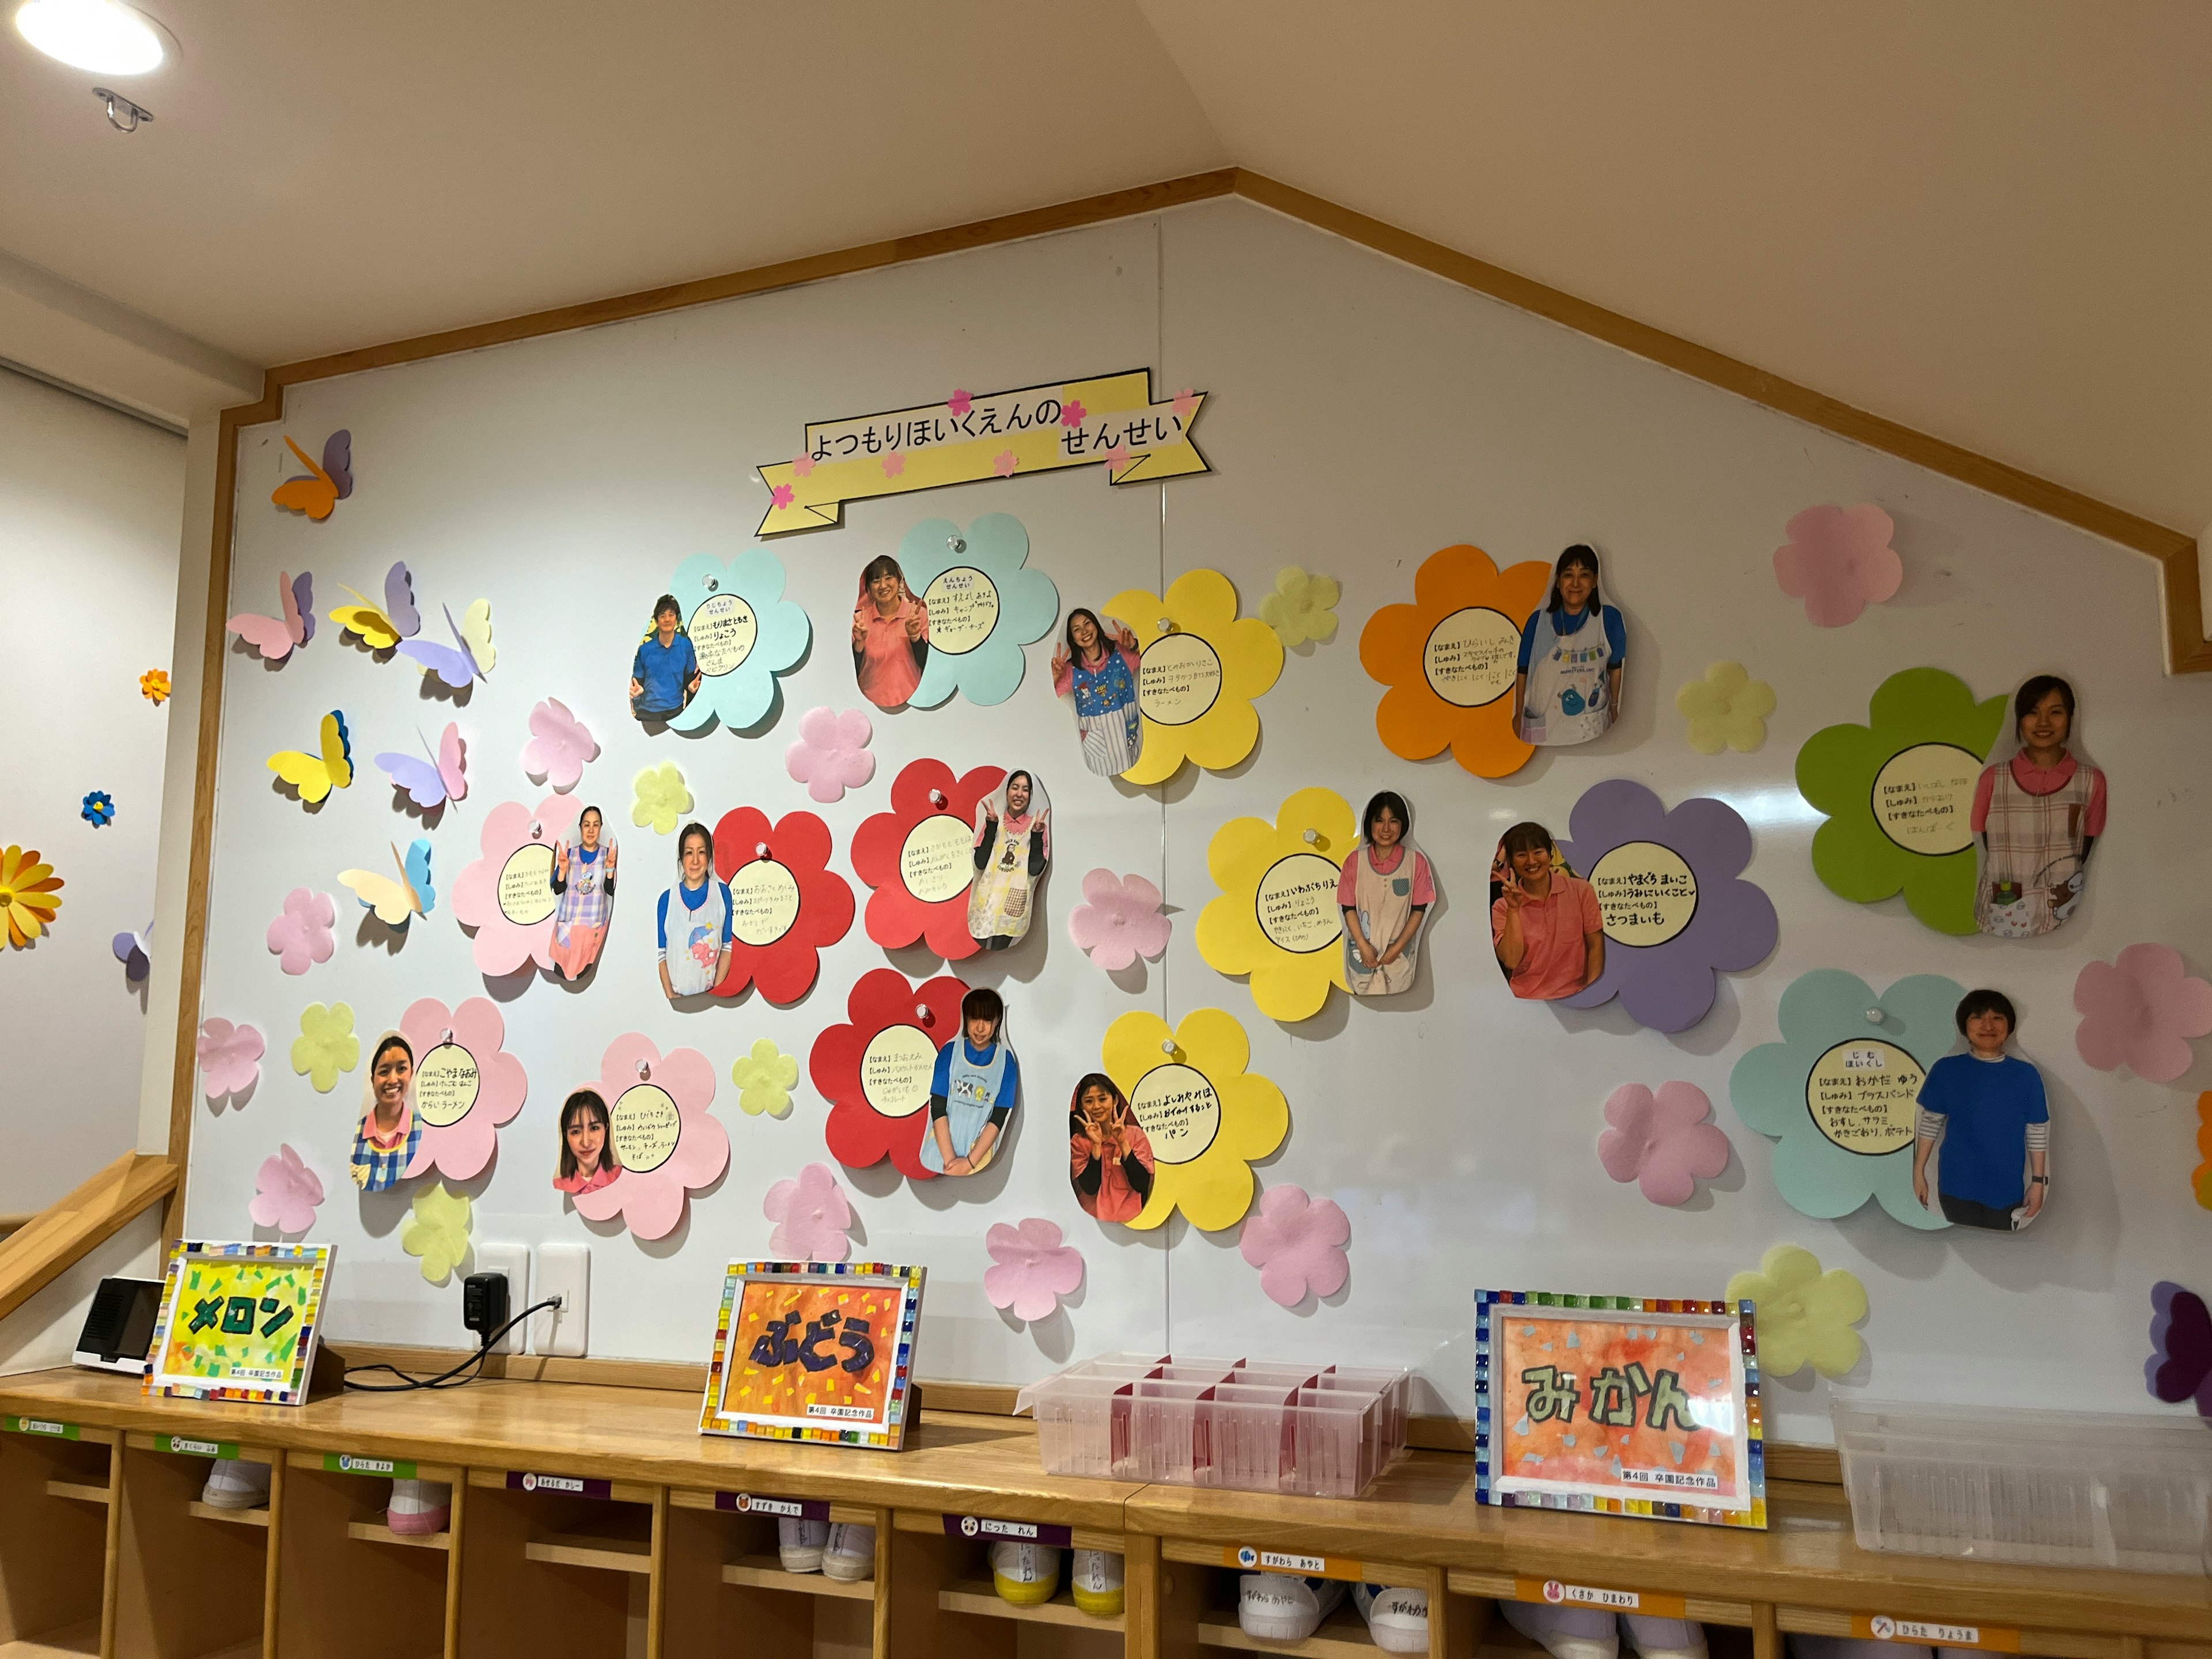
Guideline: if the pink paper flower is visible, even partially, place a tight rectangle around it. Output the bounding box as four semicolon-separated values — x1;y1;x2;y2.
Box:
1172;387;1199;421
266;887;335;976
250;1143;323;1234
784;706;876;804
1105;444;1132;470
771;483;794;509
983;1217;1084;1322
1239;1185;1350;1309
2075;944;2212;1082
399;996;528;1181
882;451;906;479
197;1017;264;1101
1597;1082;1731;1206
1773;503;1904;627
793;452;816;479
1060;398;1088;428
763;1162;853;1262
1067;869;1171;971
521;698;599;791
571;1032;729;1240
948;389;972;418
452;795;583;977
993;450;1018;478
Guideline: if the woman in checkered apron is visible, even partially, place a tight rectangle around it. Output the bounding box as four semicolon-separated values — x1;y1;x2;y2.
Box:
1974;675;2105;938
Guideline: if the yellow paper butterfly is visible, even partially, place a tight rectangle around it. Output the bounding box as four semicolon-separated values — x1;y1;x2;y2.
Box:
267;711;355;805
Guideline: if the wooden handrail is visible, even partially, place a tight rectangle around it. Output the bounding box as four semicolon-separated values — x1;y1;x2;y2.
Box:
0;1152;177;1325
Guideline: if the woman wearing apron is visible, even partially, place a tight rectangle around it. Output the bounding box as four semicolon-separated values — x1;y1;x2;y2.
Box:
1973;675;2105;938
968;770;1050;951
1340;790;1437;997
1052;608;1143;775
657;822;733;999
922;988;1021;1176
851;555;930;709
548;805;616;981
1514;544;1627;747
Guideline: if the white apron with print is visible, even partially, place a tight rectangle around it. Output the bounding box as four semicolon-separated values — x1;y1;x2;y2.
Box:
1520;607;1616;747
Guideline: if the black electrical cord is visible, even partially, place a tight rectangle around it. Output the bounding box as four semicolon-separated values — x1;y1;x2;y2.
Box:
342;1297;562;1392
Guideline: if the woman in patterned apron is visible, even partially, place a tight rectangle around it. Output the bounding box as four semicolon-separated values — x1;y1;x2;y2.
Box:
1514;544;1627;747
1974;675;2105;938
1052;608;1143;776
968;770;1050;951
548;805;616;980
1340;790;1437;997
922;987;1021;1176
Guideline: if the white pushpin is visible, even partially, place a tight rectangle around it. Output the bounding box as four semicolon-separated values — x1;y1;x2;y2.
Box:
1160;1039;1176;1056
1865;1008;1885;1025
930;789;948;809
755;842;771;861
441;1028;454;1046
636;1059;652;1080
706;575;719;591
529;821;543;840
1157;616;1175;634
917;1003;934;1026
949;535;966;554
1303;828;1319;844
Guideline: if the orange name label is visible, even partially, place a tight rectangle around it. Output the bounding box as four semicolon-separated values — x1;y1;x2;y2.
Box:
1222;1544;1365;1582
1850;1614;2018;1652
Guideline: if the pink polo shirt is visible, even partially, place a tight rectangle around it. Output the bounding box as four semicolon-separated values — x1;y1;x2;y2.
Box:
1969;751;2107;836
1491;873;1603;1001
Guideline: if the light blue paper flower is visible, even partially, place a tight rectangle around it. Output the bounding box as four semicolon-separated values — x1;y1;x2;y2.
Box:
897;513;1058;709
1730;968;1961;1231
666;549;810;734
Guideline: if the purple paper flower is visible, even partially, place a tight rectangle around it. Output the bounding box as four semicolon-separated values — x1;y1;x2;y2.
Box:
983;1218;1084;1322
1238;1184;1350;1309
2147;1281;2212;1417
1560;779;1779;1033
1598;1082;1731;1205
763;1162;853;1263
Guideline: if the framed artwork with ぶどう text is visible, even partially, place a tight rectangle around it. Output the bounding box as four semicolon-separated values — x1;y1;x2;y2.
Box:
699;1261;924;1450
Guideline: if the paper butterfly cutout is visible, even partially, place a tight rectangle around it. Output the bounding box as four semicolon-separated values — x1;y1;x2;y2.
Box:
339;839;435;929
2149;1281;2212;1417
267;710;354;805
376;722;468;810
400;600;495;688
329;560;420;649
271;431;353;521
112;921;151;983
227;570;316;661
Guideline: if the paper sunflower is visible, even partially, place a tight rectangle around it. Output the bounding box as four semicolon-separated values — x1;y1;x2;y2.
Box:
811;968;971;1181
139;668;172;704
1259;565;1340;649
290;1002;361;1094
631;761;694;836
400;1183;472;1284
1796;667;2005;935
1359;544;1551;779
1676;661;1776;755
571;1032;730;1240
1101;1007;1289;1232
664;548;812;734
732;1039;800;1119
707;806;854;1003
80;791;116;828
851;758;1005;960
450;795;584;977
1196;786;1355;1022
1100;569;1283;785
1724;1244;1868;1378
896;514;1059;708
397;996;528;1182
0;844;63;947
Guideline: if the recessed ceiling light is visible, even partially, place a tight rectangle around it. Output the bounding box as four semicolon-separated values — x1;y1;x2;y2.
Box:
15;0;166;75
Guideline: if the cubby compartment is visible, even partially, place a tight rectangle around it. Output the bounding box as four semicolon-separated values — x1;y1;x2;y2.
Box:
887;1511;1130;1659
0;1418;116;1657
453;1469;654;1659
113;1434;276;1659
660;1491;882;1659
272;1452;457;1659
1450;1575;1757;1659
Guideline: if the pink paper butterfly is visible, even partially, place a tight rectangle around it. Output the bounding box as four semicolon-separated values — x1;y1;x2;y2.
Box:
227;570;316;661
376;722;469;810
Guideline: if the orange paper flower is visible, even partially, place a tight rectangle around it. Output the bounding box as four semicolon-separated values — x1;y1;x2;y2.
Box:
1359;544;1550;778
139;669;172;704
0;845;63;948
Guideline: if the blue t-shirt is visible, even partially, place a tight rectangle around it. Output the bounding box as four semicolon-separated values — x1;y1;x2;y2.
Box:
930;1038;1021;1113
1916;1052;2047;1209
656;878;734;950
1517;604;1627;673
632;631;699;713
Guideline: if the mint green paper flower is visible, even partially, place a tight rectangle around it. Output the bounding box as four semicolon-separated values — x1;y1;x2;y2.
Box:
665;549;811;734
401;1183;472;1283
631;761;693;836
731;1037;800;1119
899;514;1058;708
290;1002;359;1093
1260;565;1340;648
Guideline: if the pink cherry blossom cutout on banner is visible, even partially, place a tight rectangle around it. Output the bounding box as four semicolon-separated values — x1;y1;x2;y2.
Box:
793;452;816;479
785;706;876;804
2074;944;2212;1083
399;996;528;1181
521;698;599;792
1060;399;1088;428
763;1162;854;1263
1773;503;1904;627
1067;870;1171;971
1239;1185;1350;1309
983;1218;1085;1323
1597;1082;1732;1206
770;483;794;510
993;450;1018;478
198;1017;264;1101
882;452;906;479
266;887;336;976
571;1033;729;1240
948;389;973;418
250;1144;324;1234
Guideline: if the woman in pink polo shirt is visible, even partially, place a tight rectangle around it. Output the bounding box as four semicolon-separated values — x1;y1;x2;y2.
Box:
1974;675;2105;939
1490;821;1604;1001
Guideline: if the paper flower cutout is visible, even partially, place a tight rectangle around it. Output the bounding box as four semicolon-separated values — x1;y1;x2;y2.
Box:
521;698;598;790
80;791;115;828
1774;503;1903;627
1259;565;1340;649
763;1162;853;1261
1558;779;1779;1032
1100;1007;1289;1232
1731;969;1959;1231
265;887;336;976
570;1033;730;1238
197;1018;264;1101
2195;1094;2212;1211
2074;944;2212;1083
250;1144;324;1234
948;389;972;417
139;668;171;704
395;995;527;1181
896;514;1060;709
1359;544;1551;779
1068;869;1171;971
984;1218;1085;1321
1724;1244;1867;1378
1676;662;1775;755
401;1183;472;1284
993;450;1018;478
2147;1281;2212;1417
1239;1184;1350;1309
1599;1082;1732;1206
0;844;63;948
291;1002;361;1093
1103;569;1284;785
1796;667;2005;935
631;762;694;835
785;706;876;803
664;548;812;734
732;1039;800;1119
852;759;1005;960
1197;787;1354;1022
709;806;854;1003
882;451;906;478
452;795;584;977
813;968;971;1180
112;921;151;983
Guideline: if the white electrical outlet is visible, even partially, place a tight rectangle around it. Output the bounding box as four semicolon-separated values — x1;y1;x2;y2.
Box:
473;1244;529;1355
533;1242;589;1357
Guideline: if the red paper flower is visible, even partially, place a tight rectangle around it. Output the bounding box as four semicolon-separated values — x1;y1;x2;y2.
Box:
811;967;969;1180
851;758;1005;960
709;807;855;1005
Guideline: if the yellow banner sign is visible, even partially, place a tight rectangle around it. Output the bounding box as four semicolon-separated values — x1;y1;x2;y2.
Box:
755;370;1207;536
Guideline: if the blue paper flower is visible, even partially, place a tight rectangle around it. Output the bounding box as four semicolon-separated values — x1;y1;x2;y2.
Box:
897;513;1059;709
1730;969;1962;1231
665;548;810;734
81;790;115;828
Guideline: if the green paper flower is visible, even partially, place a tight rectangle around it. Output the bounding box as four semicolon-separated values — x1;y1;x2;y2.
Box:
1676;661;1775;755
1259;565;1340;648
731;1037;800;1119
1795;667;2004;934
401;1183;472;1283
290;1002;359;1093
1725;1244;1868;1378
631;761;694;836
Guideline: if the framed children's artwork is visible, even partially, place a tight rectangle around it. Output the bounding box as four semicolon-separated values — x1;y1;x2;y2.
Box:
1472;1289;1765;1531
145;1241;334;1407
699;1260;924;1449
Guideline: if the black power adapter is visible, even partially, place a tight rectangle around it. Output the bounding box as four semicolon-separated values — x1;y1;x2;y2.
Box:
463;1272;510;1344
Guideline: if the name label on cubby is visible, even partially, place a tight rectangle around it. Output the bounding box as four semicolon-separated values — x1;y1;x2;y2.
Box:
3;1416;77;1439
946;1514;1073;1547
1514;1579;1687;1618
1851;1615;2020;1652
718;1491;829;1521
324;1453;416;1478
507;1471;612;1499
1224;1546;1363;1582
158;1436;238;1460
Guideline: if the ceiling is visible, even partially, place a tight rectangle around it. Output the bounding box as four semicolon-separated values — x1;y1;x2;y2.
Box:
3;1;2205;535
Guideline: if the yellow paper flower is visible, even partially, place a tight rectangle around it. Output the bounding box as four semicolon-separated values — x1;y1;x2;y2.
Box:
1724;1243;1868;1378
732;1037;800;1119
401;1183;472;1283
1259;565;1340;649
1676;661;1777;755
139;668;172;704
1101;569;1284;785
290;1002;360;1093
0;844;64;949
631;761;694;835
1196;787;1354;1022
1101;1007;1289;1232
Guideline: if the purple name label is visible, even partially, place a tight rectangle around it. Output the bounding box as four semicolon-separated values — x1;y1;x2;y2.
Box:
508;1470;612;1500
945;1514;1072;1547
717;1491;830;1521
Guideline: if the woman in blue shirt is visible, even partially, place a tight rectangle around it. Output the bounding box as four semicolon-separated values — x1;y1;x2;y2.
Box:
1514;544;1627;747
657;822;733;999
1912;988;2051;1230
922;987;1020;1176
